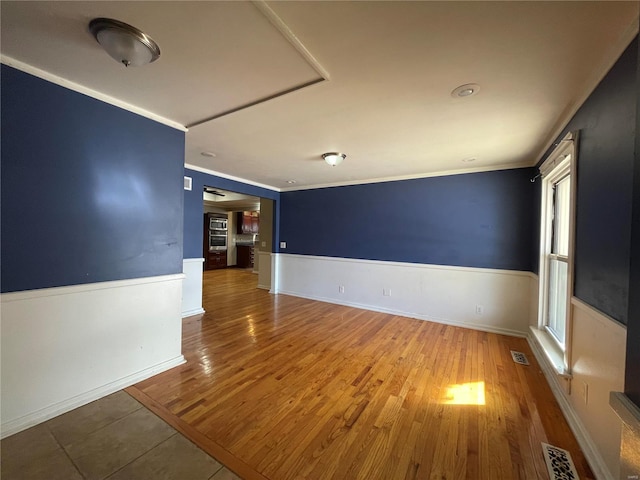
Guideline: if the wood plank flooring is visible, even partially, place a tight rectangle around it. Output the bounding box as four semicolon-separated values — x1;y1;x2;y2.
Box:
128;268;594;480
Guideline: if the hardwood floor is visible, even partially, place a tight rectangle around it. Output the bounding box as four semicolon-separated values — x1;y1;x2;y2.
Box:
128;268;594;480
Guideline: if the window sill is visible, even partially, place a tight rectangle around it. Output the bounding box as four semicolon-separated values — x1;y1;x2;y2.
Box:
529;326;572;379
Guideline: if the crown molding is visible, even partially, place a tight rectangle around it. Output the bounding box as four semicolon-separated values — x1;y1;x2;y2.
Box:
1;55;187;132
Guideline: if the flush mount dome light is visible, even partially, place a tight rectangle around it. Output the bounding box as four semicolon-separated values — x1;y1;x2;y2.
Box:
89;18;160;67
451;83;481;98
322;152;346;166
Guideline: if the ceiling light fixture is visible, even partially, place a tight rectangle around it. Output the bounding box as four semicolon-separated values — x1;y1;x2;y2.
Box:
451;83;481;98
201;151;217;158
89;18;160;67
322;152;346;167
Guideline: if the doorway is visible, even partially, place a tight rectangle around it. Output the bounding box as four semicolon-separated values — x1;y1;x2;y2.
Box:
202;186;274;291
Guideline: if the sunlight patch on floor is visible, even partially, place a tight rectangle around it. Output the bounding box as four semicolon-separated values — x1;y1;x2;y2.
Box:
442;381;485;405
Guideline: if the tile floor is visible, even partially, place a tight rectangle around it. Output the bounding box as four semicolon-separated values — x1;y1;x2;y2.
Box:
1;391;242;480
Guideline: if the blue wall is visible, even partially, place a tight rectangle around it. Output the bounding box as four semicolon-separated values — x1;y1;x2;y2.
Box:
183;168;279;259
538;38;637;325
1;65;185;293
280;167;536;271
624;32;640;407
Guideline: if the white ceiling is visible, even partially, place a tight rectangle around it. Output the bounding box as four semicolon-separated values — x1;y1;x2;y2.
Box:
2;1;638;191
204;188;260;212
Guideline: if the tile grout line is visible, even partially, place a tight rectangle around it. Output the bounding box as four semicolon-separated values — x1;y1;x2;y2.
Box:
45;422;87;480
102;432;180;480
126;385;271;480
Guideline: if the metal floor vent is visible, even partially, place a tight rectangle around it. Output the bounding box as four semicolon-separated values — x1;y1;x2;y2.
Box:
542;443;579;480
510;350;530;365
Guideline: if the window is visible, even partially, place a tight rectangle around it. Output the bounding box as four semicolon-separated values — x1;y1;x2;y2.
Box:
535;132;576;375
545;172;570;346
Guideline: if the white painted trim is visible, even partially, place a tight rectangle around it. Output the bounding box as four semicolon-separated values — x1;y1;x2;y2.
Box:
279;253;537;279
279;288;528;338
529;326;569;377
527;331;615;480
183;258;205;265
1;273;186;302
182;308;205;318
532;16;639;167
1;56;187;132
1;355;185;439
280;162;534;192
252;1;330;81
270;252;281;294
184;163;280;192
571;297;626;332
187;161;535;193
537;133;576;372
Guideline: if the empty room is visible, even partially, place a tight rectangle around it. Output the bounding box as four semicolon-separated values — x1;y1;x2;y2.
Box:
1;2;639;480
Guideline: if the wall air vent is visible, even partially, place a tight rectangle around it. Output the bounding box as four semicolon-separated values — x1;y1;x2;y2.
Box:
184;176;193;191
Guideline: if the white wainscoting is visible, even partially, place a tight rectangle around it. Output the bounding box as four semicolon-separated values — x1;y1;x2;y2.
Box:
528;297;626;480
276;254;533;336
1;274;186;438
182;258;205;317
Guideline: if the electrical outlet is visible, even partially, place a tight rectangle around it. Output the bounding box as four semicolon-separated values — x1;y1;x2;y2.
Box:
582;381;588;404
339;285;345;294
280;241;287;249
475;305;484;316
261;241;266;247
383;288;391;296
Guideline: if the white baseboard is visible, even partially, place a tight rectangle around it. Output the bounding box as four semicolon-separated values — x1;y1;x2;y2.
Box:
182;308;205;318
527;331;615;480
279;288;527;337
276;254;532;336
1;355;185;439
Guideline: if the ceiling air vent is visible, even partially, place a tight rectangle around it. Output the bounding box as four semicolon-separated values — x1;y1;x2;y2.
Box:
184;176;193;191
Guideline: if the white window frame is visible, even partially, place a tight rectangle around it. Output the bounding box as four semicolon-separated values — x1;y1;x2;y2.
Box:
534;132;577;377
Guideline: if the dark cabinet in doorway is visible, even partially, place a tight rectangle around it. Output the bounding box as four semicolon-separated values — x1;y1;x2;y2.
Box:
236;245;254;268
237;211;259;234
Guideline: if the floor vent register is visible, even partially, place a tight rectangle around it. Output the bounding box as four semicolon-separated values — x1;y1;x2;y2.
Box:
542;443;580;480
510;350;530;366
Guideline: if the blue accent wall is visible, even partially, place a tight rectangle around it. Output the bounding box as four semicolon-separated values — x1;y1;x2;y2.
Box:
183;168;279;259
1;65;185;293
538;38;637;324
624;32;640;407
280;168;536;271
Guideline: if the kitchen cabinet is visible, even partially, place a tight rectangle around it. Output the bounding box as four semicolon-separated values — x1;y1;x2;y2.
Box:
236;245;254;268
206;251;227;270
236;211;259;234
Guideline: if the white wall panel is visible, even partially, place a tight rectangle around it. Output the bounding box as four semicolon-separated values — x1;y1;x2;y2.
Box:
1;274;185;437
182;258;205;317
528;296;626;480
276;254;532;336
